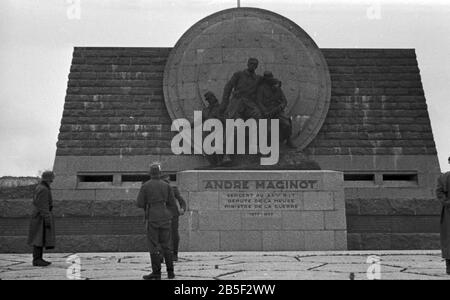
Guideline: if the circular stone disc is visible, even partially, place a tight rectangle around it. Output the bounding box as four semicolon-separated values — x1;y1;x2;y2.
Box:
163;7;331;150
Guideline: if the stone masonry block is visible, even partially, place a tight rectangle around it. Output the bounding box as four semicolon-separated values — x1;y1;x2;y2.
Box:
198;211;241;231
303;192;334;210
179;211;200;231
52;175;78;189
414;199;441;215
347;233;362;250
118;234;147;252
53;200;92;217
91;200;122;217
0;200;32;217
0;200;4;217
220;231;262;251
52;189;95;201
390;233;440;250
345;199;361;215
321;171;344;191
304;231;335;250
262;231;305;251
282;211;324;230
188;231;220;251
359;199;392;215
177;231;190;251
95;189;139;201
242;212;282;230
188;191;219;211
388;199;416;215
333;191;346;211
360;233;391;250
54;235;115;252
82;235;121;252
177;171;198;192
324;211;347;230
120;200;144;217
334;230;348;250
0;236;29;253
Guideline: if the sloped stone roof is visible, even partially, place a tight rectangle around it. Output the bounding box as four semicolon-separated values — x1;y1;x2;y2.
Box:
56;47;436;156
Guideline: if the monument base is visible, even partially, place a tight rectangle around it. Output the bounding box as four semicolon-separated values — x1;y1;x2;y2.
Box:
177;170;347;251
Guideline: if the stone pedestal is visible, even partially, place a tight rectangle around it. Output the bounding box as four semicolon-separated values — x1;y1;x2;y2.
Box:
177;170;347;251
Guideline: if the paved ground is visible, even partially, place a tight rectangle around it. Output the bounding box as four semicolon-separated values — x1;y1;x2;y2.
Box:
0;250;448;280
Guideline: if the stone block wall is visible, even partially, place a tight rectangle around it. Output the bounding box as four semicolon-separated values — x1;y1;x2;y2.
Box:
0;195;442;253
55;48;436;158
346;198;441;250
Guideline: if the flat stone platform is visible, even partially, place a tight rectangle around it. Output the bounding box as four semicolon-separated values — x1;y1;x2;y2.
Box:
0;251;448;280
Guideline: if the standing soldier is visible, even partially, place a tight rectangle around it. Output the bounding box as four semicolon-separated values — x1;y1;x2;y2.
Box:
162;175;187;262
437;156;450;275
137;163;177;280
28;171;56;267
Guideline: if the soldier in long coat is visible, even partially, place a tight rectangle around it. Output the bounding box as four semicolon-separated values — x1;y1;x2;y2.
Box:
27;171;56;267
436;156;450;275
137;163;177;280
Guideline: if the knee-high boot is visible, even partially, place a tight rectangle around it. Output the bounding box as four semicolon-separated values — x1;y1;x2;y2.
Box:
163;250;175;279
446;259;450;275
33;246;42;261
32;247;50;267
143;253;162;280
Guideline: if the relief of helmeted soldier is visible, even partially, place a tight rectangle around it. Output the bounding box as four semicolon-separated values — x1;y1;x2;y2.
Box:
256;71;295;148
202;91;231;167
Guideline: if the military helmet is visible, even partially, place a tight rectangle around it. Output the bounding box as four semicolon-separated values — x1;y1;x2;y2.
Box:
263;71;274;78
149;162;162;178
41;171;55;181
248;57;259;64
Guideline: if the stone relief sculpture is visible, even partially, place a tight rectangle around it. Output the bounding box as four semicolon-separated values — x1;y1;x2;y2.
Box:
201;58;319;169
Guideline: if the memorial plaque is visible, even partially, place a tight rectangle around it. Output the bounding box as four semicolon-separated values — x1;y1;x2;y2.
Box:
178;170;347;250
202;179;319;191
219;191;301;210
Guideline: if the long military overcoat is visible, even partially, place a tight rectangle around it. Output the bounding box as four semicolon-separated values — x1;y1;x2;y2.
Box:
27;182;56;249
436;172;450;259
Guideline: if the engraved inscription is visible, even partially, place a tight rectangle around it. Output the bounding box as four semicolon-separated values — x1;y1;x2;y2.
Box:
219;191;301;210
204;179;318;190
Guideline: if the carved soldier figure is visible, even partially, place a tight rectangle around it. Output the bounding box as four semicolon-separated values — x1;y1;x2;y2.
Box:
203;91;223;121
203;91;231;166
436;156;450;275
256;71;295;148
221;57;262;120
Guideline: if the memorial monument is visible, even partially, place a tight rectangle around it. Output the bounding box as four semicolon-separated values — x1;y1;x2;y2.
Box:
0;7;442;252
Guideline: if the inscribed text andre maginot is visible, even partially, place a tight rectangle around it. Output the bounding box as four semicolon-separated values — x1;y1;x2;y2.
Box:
203;179;320;211
204;179;319;190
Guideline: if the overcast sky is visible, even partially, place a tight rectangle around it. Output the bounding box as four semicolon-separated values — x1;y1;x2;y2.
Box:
0;0;449;176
